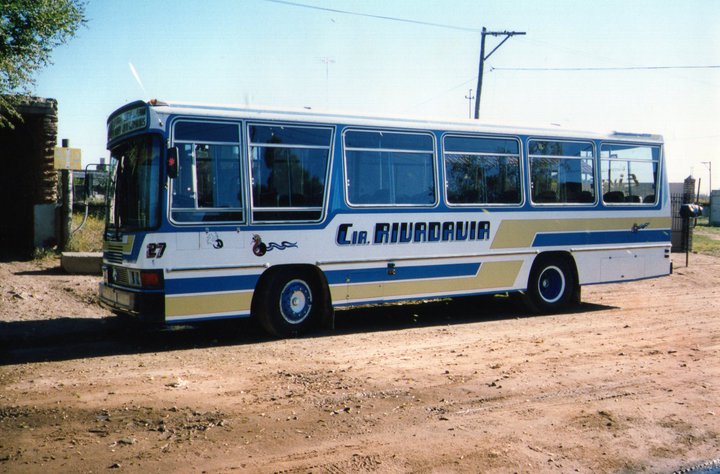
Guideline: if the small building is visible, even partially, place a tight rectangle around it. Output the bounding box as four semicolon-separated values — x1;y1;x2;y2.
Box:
711;190;720;226
0;97;58;258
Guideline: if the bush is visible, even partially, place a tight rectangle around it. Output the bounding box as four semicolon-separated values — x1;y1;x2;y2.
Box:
67;212;104;252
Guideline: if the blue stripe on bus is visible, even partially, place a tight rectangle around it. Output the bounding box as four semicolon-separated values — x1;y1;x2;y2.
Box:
323;262;480;285
532;229;670;247
166;274;260;295
165;262;480;295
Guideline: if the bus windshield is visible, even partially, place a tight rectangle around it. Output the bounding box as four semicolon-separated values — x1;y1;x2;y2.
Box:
106;135;161;234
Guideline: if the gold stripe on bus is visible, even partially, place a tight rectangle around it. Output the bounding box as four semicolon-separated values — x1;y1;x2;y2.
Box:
491;217;672;249
165;291;253;317
330;260;523;302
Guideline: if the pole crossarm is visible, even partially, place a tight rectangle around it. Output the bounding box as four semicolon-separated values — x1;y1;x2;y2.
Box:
474;28;526;119
484;31;525;61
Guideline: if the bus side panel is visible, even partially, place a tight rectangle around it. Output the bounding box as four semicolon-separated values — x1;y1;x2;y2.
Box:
161;230;259;323
574;246;671;285
325;257;531;307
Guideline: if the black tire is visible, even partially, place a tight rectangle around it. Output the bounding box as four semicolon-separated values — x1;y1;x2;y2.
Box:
526;256;577;314
255;270;321;337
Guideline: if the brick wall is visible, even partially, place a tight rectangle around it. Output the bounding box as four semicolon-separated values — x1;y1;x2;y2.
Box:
0;97;58;257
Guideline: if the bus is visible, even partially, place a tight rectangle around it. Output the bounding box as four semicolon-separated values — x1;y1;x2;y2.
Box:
99;99;672;336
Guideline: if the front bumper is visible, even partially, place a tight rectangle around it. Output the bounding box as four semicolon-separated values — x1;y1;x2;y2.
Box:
99;283;165;323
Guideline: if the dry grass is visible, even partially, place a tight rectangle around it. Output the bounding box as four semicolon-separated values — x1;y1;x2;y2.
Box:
67;212;105;252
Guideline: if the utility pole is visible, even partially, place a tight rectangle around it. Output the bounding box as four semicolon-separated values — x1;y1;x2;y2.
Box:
464;89;475;118
474;27;526;119
320;57;335;107
702;160;712;221
701;161;712;196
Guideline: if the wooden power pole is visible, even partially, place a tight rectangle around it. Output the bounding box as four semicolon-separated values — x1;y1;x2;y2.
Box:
474;27;526;119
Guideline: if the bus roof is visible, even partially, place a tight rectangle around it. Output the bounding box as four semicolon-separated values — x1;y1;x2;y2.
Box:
121;99;664;144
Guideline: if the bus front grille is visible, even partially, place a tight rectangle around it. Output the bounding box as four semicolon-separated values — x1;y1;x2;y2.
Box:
108;266;141;287
112;266;130;285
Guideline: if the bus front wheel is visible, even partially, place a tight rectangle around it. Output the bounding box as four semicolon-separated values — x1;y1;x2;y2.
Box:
526;256;577;314
255;270;321;337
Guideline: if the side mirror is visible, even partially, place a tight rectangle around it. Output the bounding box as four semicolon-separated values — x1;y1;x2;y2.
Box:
167;147;178;179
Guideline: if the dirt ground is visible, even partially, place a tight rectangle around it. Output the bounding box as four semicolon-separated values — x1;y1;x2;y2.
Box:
1;253;719;473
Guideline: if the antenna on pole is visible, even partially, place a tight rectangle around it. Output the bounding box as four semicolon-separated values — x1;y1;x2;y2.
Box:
464;89;475;118
474;27;526;119
320;56;335;107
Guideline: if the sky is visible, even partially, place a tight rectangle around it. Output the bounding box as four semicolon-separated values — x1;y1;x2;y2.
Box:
34;0;720;194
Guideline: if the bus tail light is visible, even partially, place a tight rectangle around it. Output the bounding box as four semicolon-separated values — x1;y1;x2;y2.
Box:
140;270;164;289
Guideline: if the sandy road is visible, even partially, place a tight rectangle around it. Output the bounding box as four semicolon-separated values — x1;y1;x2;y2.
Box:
0;253;719;473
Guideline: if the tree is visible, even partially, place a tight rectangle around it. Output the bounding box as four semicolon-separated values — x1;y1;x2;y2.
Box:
0;0;85;127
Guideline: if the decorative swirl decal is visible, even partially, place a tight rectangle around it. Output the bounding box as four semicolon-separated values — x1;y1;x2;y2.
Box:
266;241;298;252
631;222;650;233
252;235;298;257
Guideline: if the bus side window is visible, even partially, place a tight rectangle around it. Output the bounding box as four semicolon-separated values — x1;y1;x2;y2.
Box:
600;144;659;205
529;140;595;205
443;135;522;206
170;121;243;222
195;144;241;209
344;130;436;207
248;124;333;221
172;144;196;208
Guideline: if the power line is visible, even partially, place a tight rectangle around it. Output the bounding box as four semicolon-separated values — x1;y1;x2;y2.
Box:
518;39;720;88
264;0;480;32
492;65;720;71
405;76;475;112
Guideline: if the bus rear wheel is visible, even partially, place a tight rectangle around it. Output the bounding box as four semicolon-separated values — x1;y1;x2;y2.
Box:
255;270;321;337
526;256;577;314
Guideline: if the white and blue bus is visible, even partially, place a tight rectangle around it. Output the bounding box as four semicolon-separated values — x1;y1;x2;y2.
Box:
99;99;672;336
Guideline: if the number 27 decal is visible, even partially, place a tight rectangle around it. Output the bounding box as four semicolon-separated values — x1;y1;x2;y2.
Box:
146;243;167;259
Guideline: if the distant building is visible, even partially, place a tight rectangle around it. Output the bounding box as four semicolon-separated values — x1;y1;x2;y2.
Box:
669;182;684;196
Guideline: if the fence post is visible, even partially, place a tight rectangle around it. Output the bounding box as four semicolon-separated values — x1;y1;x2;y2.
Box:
59;169;73;250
